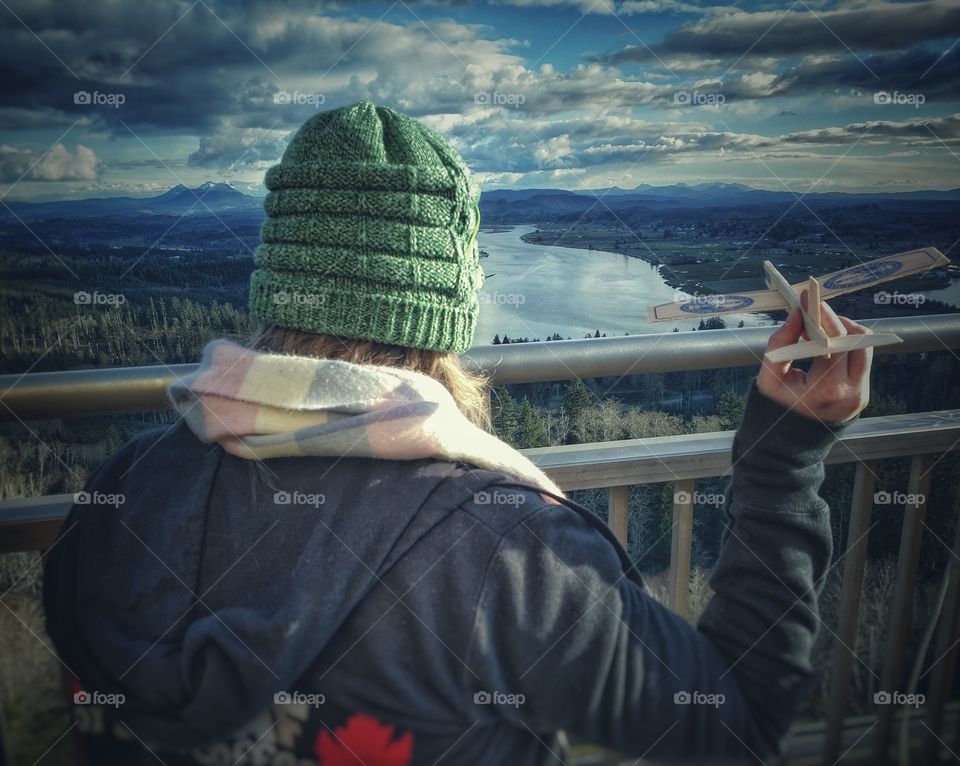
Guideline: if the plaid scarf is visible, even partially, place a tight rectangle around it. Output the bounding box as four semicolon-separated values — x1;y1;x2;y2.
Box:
167;339;562;496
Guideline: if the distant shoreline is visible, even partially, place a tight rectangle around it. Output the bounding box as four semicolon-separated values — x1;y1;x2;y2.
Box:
516;222;960;321
518;225;693;292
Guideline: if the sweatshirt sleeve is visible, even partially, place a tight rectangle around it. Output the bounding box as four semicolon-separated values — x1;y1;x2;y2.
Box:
464;383;846;763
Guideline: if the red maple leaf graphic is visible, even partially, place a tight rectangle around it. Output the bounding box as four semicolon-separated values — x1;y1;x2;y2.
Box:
315;713;414;766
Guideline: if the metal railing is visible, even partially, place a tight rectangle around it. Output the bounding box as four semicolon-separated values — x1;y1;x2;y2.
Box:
2;313;960;765
2;314;959;422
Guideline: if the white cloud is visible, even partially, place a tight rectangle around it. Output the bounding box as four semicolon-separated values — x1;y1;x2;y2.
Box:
494;0;617;12
0;144;101;182
618;0;739;15
188;125;293;169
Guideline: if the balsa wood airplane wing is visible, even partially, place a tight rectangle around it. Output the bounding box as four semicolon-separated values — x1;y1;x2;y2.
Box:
647;247;949;323
647;287;788;322
816;247;948;298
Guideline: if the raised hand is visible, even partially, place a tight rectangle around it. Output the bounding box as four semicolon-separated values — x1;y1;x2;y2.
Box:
757;292;873;424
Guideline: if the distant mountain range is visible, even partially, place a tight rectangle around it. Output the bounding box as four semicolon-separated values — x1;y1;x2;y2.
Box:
1;181;262;220
2;180;957;222
482;181;960;206
478;182;960;223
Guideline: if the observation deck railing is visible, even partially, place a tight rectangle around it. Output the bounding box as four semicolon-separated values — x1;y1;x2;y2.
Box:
2;314;959;764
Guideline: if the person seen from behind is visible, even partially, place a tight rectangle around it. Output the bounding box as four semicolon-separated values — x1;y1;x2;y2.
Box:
43;100;874;765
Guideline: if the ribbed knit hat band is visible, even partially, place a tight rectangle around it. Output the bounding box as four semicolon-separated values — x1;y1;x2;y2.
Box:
249;100;483;353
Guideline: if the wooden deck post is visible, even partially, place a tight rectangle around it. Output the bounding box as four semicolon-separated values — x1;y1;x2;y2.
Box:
607;485;629;549
670;479;696;619
872;454;935;765
823;461;877;764
919;492;960;765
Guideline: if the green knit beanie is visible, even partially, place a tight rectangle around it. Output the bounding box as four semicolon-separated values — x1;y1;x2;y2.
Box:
249;100;483;354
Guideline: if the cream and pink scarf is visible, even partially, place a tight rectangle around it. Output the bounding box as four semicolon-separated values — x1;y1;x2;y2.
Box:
167;339;563;497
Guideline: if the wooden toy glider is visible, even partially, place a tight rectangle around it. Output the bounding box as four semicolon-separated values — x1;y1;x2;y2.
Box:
647;247;950;362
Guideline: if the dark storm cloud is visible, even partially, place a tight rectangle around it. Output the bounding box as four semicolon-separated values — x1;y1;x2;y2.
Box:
2;0;958;188
704;46;960;101
0;0;361;135
0;108;93;130
0;0;667;157
782;112;960;144
594;0;960;65
777;47;960;100
0;0;457;171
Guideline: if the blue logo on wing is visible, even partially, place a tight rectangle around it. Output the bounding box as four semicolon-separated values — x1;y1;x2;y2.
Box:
822;260;902;290
679;295;755;314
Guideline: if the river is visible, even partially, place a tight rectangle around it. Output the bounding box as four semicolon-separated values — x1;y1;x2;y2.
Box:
471;225;770;348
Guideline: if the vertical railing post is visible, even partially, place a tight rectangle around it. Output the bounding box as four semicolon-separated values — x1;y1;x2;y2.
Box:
600;483;630;766
872;453;935;765
919;501;960;765
608;485;629;549
823;461;877;764
670;479;695;619
0;695;8;766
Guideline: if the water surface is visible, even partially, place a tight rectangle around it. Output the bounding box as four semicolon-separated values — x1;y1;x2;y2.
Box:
471;225;769;348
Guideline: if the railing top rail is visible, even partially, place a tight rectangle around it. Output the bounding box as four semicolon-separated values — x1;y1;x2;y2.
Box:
1;314;958;422
2;408;957;553
524;408;960;488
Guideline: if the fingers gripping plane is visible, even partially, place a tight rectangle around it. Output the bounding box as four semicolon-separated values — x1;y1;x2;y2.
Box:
647;247;951;363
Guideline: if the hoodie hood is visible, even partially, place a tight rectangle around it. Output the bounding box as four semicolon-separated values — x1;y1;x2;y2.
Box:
42;419;473;749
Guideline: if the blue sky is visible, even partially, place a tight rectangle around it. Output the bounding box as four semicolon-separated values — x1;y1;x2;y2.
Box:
1;0;958;200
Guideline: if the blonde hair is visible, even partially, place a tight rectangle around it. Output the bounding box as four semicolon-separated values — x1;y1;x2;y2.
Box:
248;326;492;431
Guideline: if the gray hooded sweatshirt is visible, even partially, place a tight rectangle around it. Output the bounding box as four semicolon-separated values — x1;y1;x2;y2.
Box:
43;383;843;765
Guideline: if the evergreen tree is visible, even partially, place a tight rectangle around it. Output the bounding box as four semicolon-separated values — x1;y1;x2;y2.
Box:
717;388;746;430
492;387;520;444
515;397;549;449
562;379;593;444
